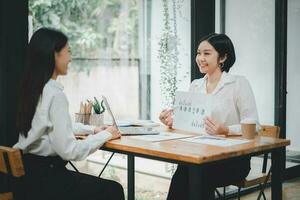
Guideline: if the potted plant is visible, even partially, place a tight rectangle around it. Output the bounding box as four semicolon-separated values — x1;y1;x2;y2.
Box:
89;97;106;126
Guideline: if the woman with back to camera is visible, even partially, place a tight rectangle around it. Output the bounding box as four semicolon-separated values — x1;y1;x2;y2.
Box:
14;28;124;200
159;33;259;199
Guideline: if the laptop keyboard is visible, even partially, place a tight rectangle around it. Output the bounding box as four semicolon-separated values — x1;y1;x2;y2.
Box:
118;127;159;135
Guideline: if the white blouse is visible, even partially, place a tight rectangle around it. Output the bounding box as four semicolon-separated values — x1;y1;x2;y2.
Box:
14;79;112;161
189;72;259;134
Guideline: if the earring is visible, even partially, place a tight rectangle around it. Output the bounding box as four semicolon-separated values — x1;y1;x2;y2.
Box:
220;63;224;68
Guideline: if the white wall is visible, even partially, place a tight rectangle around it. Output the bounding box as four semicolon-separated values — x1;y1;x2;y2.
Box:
225;0;275;125
150;0;191;121
287;0;300;151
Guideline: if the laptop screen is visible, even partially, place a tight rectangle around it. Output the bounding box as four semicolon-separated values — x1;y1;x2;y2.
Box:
101;96;119;131
101;96;159;136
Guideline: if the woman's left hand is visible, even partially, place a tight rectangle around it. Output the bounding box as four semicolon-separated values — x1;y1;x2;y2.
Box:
93;125;109;134
204;117;229;135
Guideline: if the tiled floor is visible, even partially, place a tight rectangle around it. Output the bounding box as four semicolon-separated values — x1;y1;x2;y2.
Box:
69;153;300;200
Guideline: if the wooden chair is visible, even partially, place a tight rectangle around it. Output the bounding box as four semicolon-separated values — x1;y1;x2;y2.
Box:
0;146;25;200
236;125;280;200
217;125;280;200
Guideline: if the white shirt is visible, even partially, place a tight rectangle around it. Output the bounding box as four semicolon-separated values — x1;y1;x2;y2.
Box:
189;72;259;134
14;79;112;161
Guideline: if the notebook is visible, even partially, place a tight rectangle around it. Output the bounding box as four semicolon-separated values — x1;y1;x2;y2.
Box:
102;96;160;136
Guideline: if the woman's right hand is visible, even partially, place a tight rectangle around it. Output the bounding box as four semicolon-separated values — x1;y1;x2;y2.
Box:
105;126;121;140
159;109;173;127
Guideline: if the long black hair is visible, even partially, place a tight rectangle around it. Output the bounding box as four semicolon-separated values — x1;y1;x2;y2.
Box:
199;33;236;72
16;28;68;137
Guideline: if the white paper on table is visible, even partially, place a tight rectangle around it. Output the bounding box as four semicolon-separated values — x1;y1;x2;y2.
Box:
126;119;160;127
173;91;212;133
104;119;160;127
131;132;194;142
180;135;251;147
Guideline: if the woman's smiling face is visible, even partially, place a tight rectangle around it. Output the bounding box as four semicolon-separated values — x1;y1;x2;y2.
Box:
196;40;222;75
54;43;71;76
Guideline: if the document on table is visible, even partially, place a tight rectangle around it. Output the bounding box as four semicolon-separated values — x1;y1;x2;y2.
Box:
105;119;160;127
132;132;194;142
180;135;251;147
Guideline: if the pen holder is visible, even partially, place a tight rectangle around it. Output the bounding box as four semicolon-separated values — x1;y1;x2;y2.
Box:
75;113;91;125
89;114;104;126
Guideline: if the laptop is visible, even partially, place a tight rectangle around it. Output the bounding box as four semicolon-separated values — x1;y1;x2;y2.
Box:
102;96;160;136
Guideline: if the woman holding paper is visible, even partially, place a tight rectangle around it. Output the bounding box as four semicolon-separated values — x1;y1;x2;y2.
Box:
159;33;259;199
14;28;124;200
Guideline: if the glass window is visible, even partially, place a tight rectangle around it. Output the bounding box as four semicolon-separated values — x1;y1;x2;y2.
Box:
29;0;139;120
150;0;191;120
224;0;275;125
287;0;300;152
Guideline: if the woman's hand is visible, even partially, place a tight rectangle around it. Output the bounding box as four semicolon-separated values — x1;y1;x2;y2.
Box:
159;109;173;127
204;117;229;135
104;126;121;140
93;125;108;134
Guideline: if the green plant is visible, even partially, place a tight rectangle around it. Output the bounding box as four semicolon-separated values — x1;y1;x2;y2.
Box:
92;97;105;114
158;0;181;107
29;0;138;59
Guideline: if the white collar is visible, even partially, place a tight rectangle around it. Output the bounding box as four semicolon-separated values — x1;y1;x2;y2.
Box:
47;79;64;90
194;72;236;94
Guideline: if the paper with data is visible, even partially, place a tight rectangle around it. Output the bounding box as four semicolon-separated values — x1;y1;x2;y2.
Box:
173;91;212;133
181;135;251;147
132;132;194;142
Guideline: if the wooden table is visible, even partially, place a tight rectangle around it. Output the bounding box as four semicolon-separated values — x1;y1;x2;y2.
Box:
101;128;290;200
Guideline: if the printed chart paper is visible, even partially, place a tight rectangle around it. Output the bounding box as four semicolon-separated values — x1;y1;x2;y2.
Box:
181;135;251;147
131;132;193;142
173;91;212;133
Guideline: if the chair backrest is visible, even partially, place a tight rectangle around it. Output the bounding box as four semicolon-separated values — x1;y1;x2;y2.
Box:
258;125;280;138
0;146;25;200
257;125;280;174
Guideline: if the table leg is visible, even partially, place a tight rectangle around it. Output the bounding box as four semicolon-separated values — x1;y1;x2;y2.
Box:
271;147;284;200
128;155;135;200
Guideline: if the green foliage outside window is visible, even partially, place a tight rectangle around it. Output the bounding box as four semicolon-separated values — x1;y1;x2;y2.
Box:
29;0;138;58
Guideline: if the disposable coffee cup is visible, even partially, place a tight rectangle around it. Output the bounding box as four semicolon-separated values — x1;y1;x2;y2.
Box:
241;123;257;139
